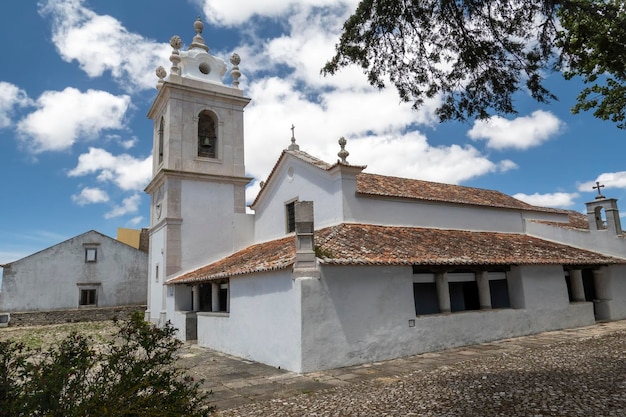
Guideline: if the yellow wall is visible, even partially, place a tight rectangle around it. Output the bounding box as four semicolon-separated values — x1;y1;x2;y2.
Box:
117;228;141;249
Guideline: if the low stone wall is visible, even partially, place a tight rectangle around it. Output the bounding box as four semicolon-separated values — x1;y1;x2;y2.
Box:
4;305;146;327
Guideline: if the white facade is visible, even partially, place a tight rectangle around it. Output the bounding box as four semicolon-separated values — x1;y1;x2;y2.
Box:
0;231;147;313
148;19;626;373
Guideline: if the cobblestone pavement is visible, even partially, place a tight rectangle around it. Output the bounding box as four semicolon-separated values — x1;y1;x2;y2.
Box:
178;321;626;416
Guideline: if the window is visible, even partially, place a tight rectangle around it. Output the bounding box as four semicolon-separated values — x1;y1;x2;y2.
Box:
218;283;229;312
413;283;440;315
489;279;511;308
79;289;97;306
85;248;97;263
449;281;480;312
158;117;164;164
201;280;229;312
286;201;296;233
155;264;159;282
199;283;212;311
197;110;217;158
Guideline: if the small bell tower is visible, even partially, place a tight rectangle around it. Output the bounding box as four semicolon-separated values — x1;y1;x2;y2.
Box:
585;182;623;235
144;18;253;325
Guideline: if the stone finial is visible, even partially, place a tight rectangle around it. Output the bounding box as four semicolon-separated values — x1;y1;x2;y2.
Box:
287;124;300;151
169;35;182;75
156;66;166;89
338;136;349;164
230;53;241;88
189;17;209;52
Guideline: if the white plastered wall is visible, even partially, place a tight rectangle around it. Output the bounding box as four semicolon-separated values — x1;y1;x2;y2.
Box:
298;264;595;372
526;221;626;259
253;157;343;242
180;180;254;273
600;265;626;320
146;226;165;323
196;270;302;371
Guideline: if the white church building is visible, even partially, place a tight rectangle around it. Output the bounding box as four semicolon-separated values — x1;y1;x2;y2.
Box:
145;19;626;373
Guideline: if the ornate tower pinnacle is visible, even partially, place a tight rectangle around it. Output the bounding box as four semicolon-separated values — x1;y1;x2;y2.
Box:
169;35;182;75
230;53;241;88
338;136;349;164
189;17;209;52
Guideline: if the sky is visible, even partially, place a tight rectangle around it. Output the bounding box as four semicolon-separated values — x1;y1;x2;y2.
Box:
0;0;625;274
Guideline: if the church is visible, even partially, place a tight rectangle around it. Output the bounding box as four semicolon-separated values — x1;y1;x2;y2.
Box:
144;19;626;373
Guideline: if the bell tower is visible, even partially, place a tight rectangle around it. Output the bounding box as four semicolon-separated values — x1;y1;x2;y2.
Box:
144;18;253;325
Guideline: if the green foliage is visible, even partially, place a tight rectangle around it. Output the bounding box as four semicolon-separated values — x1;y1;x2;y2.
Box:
557;0;626;128
314;245;334;259
0;312;212;417
323;0;626;128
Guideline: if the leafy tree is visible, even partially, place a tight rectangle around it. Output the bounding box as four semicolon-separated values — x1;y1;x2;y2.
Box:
322;0;626;128
0;313;213;417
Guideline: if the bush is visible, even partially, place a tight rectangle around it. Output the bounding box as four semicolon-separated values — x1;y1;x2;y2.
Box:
0;312;212;416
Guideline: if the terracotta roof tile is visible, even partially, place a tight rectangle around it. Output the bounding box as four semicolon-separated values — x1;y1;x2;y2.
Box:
167;224;624;284
167;236;295;284
530;210;590;230
356;173;564;213
314;224;620;266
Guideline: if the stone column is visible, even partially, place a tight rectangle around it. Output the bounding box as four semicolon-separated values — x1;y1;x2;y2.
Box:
226;282;230;313
569;269;585;302
593;268;612;321
211;282;219;312
192;284;200;311
435;272;451;313
476;271;492;309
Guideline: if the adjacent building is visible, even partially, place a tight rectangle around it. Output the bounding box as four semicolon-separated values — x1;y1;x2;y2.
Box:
0;230;148;316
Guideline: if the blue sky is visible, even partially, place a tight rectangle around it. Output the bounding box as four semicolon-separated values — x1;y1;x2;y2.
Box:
1;0;624;273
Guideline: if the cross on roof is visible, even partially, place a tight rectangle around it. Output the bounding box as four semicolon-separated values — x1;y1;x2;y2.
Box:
287;123;299;151
593;181;606;199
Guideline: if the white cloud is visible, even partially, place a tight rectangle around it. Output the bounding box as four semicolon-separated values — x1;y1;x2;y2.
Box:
513;192;579;208
127;216;144;226
0;82;32;128
242;75;513;204
68;147;152;191
578;172;626;194
202;0;358;25
348;133;517;184
72;187;110;206
39;0;170;91
467;110;563;150
105;193;141;219
16;88;130;153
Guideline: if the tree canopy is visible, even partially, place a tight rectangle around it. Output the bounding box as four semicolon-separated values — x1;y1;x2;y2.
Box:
322;0;626;128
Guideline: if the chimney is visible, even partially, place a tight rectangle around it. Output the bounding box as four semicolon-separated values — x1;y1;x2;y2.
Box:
293;201;320;279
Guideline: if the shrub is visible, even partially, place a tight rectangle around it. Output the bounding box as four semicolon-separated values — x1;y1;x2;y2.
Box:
0;312;212;416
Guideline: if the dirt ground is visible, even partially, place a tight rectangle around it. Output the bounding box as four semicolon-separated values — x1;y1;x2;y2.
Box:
0;320;118;349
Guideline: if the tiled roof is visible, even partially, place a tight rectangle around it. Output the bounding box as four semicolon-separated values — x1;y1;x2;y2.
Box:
167;235;296;284
314;223;620;266
167;223;624;284
356;173;565;213
530;211;590;230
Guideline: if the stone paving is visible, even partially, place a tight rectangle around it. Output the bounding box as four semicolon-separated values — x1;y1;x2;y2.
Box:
177;320;626;415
